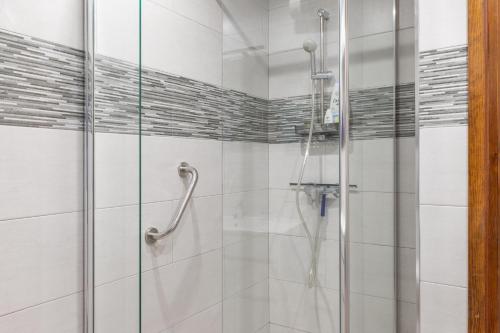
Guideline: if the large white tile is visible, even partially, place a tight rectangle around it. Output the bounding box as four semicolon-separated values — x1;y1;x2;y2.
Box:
0;212;82;315
419;0;467;51
142;136;222;203
358;138;395;192
95;205;140;285
149;0;223;33
223;141;269;193
95;276;139;333
268;189;332;239
349;32;396;91
95;132;139;209
350;191;395;246
397;28;416;85
0;293;83;333
269;0;338;54
420;282;467;333
142;0;222;86
269;44;338;99
142;249;223;332
348;0;394;38
223;189;269;246
269;234;326;285
350;293;396;333
172;195;223;262
173;302;222;333
0;126;83;220
142;201;175;271
223;49;269;99
96;0;139;63
420;126;468;206
223;281;269;333
420;205;467;287
224;234;269;297
269;142;323;189
350;243;395;299
324;239;340;291
269;279;339;333
0;0;83;49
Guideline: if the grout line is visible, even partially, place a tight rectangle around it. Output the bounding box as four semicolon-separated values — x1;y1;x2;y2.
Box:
0;210;83;224
0;290;82;319
419;280;467;289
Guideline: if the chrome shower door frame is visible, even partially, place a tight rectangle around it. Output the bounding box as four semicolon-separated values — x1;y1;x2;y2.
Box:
83;0;95;332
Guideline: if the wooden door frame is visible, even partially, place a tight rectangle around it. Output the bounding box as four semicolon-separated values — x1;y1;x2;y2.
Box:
468;0;500;331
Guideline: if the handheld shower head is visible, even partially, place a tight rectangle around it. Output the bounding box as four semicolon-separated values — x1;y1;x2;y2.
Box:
302;39;318;53
303;39;317;76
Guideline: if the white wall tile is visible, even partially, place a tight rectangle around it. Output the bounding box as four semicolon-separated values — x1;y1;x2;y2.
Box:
324;239;340;291
350;293;395;333
269;234;325;285
142;136;222;203
142;0;222;86
95;0;139;63
419;0;467;51
420;205;468;287
95;132;139;209
173;303;222;333
350;191;395;246
142;201;175;270
0;292;83;333
0;212;82;316
269;0;338;54
95;205;140;285
223;189;269;246
269;43;338;99
172;195;223;262
224;234;269;297
350;243;395;299
223;281;269;333
149;0;223;33
420;282;467;333
223;141;269;193
348;0;394;38
398;193;416;249
95;275;139;333
397;28;416;85
420;126;468;206
0;126;83;220
0;0;83;49
142;249;223;332
223;49;269;99
269;278;339;333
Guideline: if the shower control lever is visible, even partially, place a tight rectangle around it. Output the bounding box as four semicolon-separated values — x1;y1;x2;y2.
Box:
311;71;334;80
145;162;199;244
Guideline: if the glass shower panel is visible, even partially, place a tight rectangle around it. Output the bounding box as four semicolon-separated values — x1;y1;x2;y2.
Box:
347;0;397;332
91;0;141;332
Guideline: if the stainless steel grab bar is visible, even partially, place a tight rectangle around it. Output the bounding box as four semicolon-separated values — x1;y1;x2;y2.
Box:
145;162;199;244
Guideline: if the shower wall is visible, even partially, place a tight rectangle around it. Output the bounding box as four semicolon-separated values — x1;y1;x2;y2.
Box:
418;0;468;332
0;1;84;332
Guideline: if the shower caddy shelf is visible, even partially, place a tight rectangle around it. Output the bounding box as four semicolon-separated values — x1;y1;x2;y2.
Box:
294;123;339;138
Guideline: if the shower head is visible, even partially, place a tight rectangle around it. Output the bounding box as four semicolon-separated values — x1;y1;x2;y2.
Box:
302;39;318;53
303;39;317;76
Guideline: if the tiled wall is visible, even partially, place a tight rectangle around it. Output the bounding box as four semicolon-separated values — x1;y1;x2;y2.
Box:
418;0;468;332
0;0;84;332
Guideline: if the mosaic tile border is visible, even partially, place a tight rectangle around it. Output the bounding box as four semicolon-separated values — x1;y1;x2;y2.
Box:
0;29;84;130
0;29;415;143
268;83;415;143
419;45;468;127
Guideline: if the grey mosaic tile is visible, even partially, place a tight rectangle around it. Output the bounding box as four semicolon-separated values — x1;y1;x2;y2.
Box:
419;45;468;127
268;83;415;143
0;29;415;143
0;29;84;130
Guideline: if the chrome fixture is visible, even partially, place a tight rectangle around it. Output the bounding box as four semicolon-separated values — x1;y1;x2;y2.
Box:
318;8;330;124
145;162;199;244
339;0;350;330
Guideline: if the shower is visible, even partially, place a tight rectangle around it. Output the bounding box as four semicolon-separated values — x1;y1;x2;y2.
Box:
295;8;337;288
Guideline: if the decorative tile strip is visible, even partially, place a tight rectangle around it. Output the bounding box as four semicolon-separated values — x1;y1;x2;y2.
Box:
0;29;84;130
419;45;468;127
268;83;415;143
